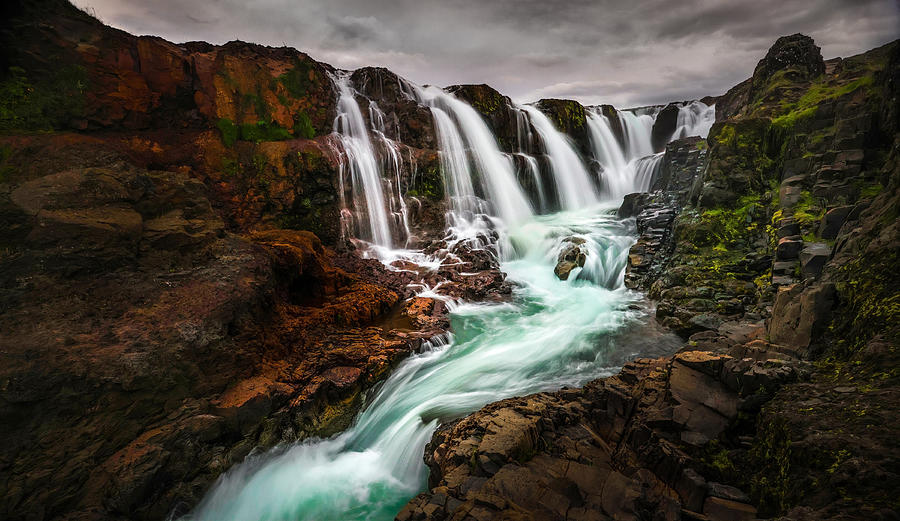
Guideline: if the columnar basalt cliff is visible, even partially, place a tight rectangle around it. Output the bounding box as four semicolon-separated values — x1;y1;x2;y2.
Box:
1;1;898;520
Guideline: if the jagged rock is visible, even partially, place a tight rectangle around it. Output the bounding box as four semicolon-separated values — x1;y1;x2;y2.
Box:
651;103;680;152
554;237;587;280
749;33;825;103
768;283;836;349
799;242;831;279
818;206;852;239
776;236;804;260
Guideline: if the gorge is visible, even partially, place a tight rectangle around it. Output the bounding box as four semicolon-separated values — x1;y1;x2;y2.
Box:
1;2;898;521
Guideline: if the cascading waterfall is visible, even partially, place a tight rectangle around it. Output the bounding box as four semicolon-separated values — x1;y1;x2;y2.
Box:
617;108;656;160
516;153;548;213
186;71;685;521
672;100;715;140
414;85;533;236
632;153;664;193
519;104;598;210
333;73;394;247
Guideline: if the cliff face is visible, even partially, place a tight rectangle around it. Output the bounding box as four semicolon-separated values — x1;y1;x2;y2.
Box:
402;37;900;521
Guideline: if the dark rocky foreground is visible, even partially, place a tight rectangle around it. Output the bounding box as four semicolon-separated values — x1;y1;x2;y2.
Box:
400;35;900;521
0;1;897;520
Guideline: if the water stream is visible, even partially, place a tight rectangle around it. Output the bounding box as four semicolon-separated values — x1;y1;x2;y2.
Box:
188;205;678;521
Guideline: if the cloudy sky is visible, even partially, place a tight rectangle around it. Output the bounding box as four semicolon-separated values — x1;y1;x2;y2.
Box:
72;0;899;108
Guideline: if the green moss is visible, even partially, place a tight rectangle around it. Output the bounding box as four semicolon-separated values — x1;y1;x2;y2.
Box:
278;59;313;99
411;165;444;200
750;415;793;515
792;191;825;226
243;93;269;120
294;111;315;139
217;118;239;147
831;248;900;354
772;106;817;131
0;65;88;130
713;124;736;146
240;120;292;143
773;75;875;130
221;157;242;177
859;183;883;198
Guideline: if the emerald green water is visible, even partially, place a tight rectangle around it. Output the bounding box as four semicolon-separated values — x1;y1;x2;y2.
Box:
187;205;679;521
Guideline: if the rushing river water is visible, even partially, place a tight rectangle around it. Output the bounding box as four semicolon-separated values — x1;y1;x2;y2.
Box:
187;204;682;521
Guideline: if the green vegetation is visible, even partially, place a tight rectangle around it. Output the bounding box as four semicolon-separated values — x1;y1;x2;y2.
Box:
750;416;793;515
831;249;900;355
240;120;292;142
277;59;313;98
0;65;88;130
217;118;239;147
791;191;824;226
217;118;293;145
773;75;875;130
294;111;315;139
221;157;242;177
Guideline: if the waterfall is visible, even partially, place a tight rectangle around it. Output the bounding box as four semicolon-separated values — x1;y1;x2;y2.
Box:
430;106;485;224
617;109;656;160
519;104;598;210
516;153;548;213
414;85;533;230
333;73;394;247
633;153;664;193
672;100;715;140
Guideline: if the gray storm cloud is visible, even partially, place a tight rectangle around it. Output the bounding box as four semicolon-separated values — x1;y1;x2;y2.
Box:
72;0;899;108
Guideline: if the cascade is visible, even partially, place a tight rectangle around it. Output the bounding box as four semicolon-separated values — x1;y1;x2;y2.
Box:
672;100;715;140
519;104;598;210
617;108;656;160
515;153;548;213
333;73;395;247
632;153;665;193
414;85;534;232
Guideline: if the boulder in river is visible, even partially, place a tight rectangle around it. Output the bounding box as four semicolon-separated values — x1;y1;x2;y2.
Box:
554;237;587;280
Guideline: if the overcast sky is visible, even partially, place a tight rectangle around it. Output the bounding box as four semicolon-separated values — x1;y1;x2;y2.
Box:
72;0;899;108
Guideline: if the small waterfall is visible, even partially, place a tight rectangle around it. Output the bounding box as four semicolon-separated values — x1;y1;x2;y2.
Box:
519;104;598;210
333;73;394;247
617;109;656;160
430;106;484;223
516;153;548;213
632;153;664;193
672;100;715;140
414;85;533;231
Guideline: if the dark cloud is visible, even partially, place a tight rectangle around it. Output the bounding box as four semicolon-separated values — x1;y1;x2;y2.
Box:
73;0;899;107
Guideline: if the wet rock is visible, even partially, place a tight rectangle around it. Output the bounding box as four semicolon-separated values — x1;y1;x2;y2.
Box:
555;237;587;281
651;103;681;152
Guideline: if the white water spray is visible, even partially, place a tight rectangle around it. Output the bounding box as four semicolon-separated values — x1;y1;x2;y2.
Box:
519;104;598;210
